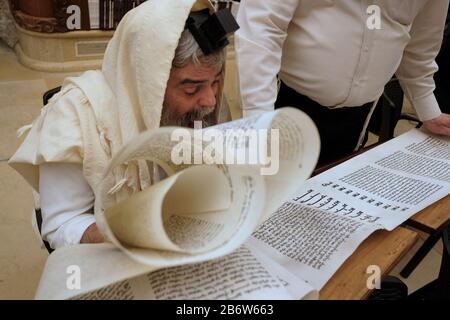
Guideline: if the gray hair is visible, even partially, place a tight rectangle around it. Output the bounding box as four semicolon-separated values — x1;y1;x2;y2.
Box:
172;29;225;68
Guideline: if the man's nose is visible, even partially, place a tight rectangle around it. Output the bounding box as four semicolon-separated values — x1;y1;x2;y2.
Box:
198;86;217;108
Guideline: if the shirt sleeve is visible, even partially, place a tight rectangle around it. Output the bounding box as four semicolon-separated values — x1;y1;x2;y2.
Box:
396;0;450;121
39;162;96;249
235;0;300;117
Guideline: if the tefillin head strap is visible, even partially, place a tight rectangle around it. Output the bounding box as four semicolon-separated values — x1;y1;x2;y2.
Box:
186;8;240;55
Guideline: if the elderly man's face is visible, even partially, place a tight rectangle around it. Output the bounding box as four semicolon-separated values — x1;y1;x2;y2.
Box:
161;61;223;127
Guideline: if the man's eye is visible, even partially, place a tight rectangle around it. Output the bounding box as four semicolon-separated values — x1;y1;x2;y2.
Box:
185;90;197;96
184;86;199;96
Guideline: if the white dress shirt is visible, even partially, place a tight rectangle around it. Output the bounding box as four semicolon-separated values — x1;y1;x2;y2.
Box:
39;163;95;249
235;0;449;121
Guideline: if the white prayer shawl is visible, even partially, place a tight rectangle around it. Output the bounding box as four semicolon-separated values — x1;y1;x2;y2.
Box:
9;0;215;209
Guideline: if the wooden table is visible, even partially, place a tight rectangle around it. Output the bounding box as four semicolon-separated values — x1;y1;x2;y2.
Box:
409;194;450;232
319;227;418;299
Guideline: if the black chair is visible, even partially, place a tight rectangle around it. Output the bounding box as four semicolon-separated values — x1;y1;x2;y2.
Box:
43;86;62;106
36;86;63;254
408;226;450;300
368;276;409;300
36;209;53;253
365;78;422;145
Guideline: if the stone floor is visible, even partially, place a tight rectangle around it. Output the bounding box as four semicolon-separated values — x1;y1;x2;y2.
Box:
0;40;82;299
0;39;444;299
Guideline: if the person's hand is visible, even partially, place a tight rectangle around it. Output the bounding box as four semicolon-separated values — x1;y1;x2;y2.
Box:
422;113;450;137
80;223;105;244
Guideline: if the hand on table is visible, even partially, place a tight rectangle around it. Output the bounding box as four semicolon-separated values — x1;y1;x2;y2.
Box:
423;113;450;137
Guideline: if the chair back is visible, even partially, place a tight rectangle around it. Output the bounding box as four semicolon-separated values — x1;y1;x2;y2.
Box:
36;86;62;254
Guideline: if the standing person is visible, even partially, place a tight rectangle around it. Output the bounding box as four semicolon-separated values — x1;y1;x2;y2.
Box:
235;0;450;165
